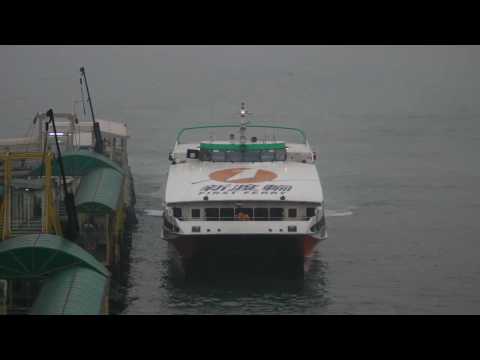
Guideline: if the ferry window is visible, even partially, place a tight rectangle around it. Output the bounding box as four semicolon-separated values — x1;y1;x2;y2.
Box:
173;207;182;219
235;208;253;220
274;149;287;161
211;150;226;162
288;209;297;218
199;150;211;161
270;208;284;220
205;208;219;221
306;207;316;218
187;149;199;159
260;150;275;162
226;151;242;162
220;208;234;221
254;208;268;221
243;150;261;162
191;209;200;218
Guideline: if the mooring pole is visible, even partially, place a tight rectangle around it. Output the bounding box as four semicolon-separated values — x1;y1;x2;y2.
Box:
46;109;79;240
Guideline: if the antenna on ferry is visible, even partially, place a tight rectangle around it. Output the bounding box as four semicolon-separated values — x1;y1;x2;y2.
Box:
239;102;250;144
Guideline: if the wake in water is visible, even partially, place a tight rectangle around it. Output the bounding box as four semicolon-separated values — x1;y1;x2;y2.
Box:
325;210;354;217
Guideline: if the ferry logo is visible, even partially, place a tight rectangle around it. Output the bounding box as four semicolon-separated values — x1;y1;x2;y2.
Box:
209;167;278;183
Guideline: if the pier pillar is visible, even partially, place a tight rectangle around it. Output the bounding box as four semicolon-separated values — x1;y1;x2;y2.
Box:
0;280;7;315
105;214;111;266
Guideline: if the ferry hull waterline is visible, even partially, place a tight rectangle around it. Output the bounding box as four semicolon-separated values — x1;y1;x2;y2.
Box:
161;103;327;277
162;234;326;276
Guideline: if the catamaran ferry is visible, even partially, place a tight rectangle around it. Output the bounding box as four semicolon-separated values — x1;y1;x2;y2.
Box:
161;104;327;275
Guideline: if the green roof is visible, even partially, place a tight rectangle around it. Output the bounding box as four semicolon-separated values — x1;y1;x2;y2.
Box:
30;150;124;177
75;167;124;214
0;234;109;279
200;142;286;151
30;266;108;315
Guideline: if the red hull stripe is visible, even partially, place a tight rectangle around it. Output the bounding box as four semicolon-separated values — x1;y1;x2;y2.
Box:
303;235;320;257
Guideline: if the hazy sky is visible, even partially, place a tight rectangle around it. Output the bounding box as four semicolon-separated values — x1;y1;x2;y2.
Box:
1;45;479;137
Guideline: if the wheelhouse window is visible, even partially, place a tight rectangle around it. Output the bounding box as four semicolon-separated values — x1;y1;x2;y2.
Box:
270;208;284;220
220;208;234;221
210;150;226;162
243;150;261;162
226;151;242;162
288;208;297;218
191;209;200;219
205;208;219;221
306;207;316;218
235;208;253;220
254;208;268;221
274;149;287;161
199;143;287;163
260;150;275;162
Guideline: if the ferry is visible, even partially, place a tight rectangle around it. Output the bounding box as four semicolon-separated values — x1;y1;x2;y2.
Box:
162;104;327;275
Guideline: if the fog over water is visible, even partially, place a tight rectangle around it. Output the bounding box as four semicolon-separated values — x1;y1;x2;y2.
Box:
1;45;480;314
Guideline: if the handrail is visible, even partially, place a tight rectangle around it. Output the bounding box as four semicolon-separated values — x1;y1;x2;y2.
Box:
176;124;307;144
0;151;62;239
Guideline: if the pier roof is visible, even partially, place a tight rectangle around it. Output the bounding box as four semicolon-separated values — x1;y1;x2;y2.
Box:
0;234;109;279
31;149;124;177
30;266;108;315
75;167;124;214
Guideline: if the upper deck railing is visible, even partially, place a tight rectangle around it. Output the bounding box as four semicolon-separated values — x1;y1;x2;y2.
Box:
176;124;308;144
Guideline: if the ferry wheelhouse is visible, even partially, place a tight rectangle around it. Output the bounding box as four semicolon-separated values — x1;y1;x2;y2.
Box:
162;106;327;274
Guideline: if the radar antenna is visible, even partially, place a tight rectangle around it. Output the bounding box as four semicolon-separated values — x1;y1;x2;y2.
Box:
239;102;251;144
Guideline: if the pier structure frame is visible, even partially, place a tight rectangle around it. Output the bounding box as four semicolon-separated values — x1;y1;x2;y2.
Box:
0;151;62;241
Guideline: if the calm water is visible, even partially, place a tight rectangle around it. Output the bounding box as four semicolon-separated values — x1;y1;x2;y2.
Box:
1;46;480;314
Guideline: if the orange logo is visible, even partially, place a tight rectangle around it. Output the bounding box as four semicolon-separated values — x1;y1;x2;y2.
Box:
209;168;277;183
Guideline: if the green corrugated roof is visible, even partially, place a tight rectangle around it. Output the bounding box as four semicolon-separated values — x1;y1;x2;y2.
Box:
200;142;286;151
30;266;108;315
0;234;109;279
30;150;124;177
75;167;124;214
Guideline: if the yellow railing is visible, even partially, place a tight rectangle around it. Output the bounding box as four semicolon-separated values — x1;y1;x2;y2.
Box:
0;200;4;229
1;155;11;240
0;151;62;240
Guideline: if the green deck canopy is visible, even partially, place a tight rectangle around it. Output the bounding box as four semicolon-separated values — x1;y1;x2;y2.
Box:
0;234;109;279
75;167;124;214
30;266;108;315
30;150;124;177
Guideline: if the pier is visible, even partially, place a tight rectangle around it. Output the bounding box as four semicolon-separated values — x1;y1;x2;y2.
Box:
0;112;136;315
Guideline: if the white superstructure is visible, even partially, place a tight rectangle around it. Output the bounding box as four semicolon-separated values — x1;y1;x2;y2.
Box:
161;105;327;273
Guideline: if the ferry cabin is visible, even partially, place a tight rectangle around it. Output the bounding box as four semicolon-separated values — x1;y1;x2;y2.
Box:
163;131;326;239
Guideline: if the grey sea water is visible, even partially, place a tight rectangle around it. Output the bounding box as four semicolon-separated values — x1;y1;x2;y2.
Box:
1;45;480;314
